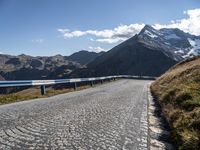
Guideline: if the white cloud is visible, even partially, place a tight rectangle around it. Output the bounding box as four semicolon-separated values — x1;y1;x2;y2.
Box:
58;8;200;44
31;39;45;43
0;51;3;54
89;38;95;41
153;8;200;36
88;46;106;53
57;23;145;44
96;38;126;44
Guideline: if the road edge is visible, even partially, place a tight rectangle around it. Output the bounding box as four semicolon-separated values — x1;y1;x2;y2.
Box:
147;84;175;150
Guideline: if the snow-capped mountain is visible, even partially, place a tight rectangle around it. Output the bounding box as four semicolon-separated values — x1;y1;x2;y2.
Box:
138;25;200;60
75;25;200;77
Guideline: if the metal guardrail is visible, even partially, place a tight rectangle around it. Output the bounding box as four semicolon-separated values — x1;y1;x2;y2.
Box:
0;75;156;95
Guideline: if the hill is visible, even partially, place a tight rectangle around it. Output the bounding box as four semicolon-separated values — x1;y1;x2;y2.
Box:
68;50;104;65
151;57;200;149
0;54;83;80
0;50;105;80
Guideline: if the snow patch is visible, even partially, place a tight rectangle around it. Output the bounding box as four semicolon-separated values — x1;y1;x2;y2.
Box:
144;30;158;38
174;50;184;54
188;38;200;55
164;34;181;40
183;38;200;57
164;42;171;45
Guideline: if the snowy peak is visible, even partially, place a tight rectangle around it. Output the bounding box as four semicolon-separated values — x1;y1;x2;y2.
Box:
160;28;183;39
140;25;157;33
159;28;192;49
139;25;162;38
138;25;200;59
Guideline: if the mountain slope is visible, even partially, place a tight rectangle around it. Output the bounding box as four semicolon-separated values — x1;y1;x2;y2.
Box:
80;25;200;77
134;25;200;60
151;57;200;149
85;26;177;77
88;36;177;76
68;50;104;65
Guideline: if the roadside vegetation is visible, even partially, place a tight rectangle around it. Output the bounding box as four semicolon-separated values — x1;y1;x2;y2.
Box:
0;84;91;105
151;56;200;149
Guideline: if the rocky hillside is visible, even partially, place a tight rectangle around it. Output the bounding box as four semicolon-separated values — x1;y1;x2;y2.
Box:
151;57;200;149
0;50;105;80
0;54;83;80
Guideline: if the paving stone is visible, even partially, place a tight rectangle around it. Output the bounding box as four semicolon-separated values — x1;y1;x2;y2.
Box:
0;79;149;150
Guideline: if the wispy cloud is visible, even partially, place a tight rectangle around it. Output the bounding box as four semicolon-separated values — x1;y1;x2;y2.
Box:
88;46;106;53
96;38;125;44
58;24;145;44
58;8;200;44
31;39;45;43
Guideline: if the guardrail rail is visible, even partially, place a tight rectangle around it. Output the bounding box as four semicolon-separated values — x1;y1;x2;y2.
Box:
0;75;156;95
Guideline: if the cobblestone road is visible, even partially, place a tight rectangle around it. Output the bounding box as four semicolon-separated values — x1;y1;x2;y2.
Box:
0;79;150;150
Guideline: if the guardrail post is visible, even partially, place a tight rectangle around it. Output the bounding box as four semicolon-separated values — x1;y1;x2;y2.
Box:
74;82;77;90
40;85;46;95
90;81;93;87
101;80;103;84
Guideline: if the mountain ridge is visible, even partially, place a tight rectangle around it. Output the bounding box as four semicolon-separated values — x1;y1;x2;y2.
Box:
0;50;104;80
74;25;200;77
1;25;200;80
68;50;105;65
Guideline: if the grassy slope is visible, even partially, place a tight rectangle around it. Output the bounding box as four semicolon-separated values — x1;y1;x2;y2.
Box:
151;56;200;150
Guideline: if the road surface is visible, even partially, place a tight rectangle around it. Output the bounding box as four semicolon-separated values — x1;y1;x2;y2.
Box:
0;79;150;150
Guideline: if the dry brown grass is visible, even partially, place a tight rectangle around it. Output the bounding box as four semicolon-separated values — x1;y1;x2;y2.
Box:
151;56;200;150
0;84;93;105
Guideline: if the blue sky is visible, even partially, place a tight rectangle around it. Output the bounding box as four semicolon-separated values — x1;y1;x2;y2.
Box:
0;0;200;56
